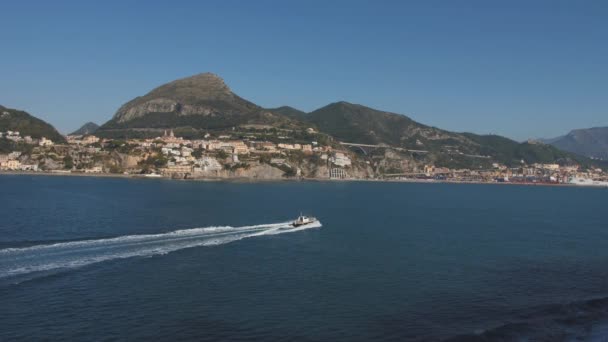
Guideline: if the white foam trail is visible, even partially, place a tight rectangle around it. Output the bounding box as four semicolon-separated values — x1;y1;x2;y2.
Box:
0;221;321;279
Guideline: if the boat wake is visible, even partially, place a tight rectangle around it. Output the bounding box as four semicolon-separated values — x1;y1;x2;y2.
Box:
0;220;321;281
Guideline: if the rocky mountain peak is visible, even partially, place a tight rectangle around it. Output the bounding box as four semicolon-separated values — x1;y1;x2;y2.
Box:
109;72;244;123
157;72;230;94
98;73;303;132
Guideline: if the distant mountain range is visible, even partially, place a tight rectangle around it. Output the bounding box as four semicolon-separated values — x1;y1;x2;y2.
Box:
541;127;608;160
93;72;590;168
1;72;600;169
70;122;99;136
0;105;66;143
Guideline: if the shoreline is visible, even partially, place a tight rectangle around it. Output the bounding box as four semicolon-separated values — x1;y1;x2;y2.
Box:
1;170;607;188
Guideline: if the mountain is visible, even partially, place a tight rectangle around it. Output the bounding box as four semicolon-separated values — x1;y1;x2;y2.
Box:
97;73;302;138
305;101;588;167
542;127;608;160
0;105;65;143
266;106;307;120
307;101;466;146
70;122;99;136
462;133;581;165
95;72;594;168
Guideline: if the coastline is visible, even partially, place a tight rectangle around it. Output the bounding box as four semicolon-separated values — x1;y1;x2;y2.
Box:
2;170;607;188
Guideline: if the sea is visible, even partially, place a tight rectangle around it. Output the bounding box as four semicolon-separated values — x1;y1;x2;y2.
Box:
1;175;608;341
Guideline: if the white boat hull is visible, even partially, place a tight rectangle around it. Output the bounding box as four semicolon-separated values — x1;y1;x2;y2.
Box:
291;215;317;227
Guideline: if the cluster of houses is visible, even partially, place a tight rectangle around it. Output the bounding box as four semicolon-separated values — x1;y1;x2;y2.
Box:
4;129;351;176
0;130;57;171
4;128;604;184
152;131;323;155
152;130;346;175
159;143;223;174
420;163;607;184
66;135;100;145
0;130;54;146
0;151;38;171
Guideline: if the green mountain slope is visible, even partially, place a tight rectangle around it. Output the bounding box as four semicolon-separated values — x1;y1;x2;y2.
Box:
307;102;418;145
0;105;66;143
305;102;590;167
306;101;472;149
461;133;586;166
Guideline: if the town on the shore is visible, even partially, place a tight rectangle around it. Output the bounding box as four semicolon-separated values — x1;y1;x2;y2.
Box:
1;128;607;186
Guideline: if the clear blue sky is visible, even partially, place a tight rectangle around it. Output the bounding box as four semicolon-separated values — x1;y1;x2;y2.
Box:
1;1;606;140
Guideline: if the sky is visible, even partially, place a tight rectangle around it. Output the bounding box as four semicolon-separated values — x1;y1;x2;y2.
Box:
1;1;607;140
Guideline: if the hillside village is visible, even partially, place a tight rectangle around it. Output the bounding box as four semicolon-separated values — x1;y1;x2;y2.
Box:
2;127;607;185
1;127;353;179
1;73;607;185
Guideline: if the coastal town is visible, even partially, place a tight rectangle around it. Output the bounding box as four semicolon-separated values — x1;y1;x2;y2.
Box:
1;128;607;187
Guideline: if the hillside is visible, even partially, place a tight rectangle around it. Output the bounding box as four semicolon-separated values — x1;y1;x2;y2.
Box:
542;127;608;160
0;105;65;143
97;73;303;138
304;102;588;167
306;102;467;147
70;122;99;136
461;133;587;166
266;106;307;120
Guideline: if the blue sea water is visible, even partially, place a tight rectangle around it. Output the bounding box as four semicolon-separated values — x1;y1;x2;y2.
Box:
1;175;608;341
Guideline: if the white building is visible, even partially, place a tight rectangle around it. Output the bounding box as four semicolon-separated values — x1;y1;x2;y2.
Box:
39;137;54;147
181;147;193;157
6;131;23;142
82;135;100;145
1;159;22;170
85;166;103;173
8;151;22;160
331;152;351;167
19;164;38;171
194;156;222;172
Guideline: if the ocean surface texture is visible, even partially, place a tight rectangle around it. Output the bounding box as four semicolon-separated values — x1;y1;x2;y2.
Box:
1;175;608;341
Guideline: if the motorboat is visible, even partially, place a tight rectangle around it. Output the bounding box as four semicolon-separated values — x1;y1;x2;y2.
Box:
292;214;317;227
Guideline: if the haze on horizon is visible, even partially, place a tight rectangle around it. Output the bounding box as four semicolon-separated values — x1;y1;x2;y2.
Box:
0;1;606;141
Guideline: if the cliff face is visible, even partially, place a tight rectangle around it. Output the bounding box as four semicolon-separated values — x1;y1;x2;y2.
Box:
112;73;246;123
189;163;285;180
97;73;301;135
229;164;285;179
116;99;218;122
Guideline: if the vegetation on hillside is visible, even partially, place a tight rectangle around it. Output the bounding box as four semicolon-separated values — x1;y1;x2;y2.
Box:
462;133;587;167
266;106;307;120
0;105;66;143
